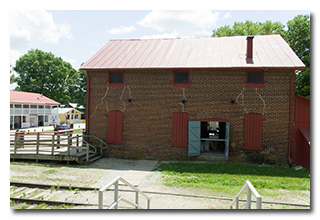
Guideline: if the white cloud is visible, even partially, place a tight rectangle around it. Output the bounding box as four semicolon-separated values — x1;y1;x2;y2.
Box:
10;49;23;66
61;56;77;65
137;10;220;37
223;12;232;19
107;25;136;34
10;10;72;51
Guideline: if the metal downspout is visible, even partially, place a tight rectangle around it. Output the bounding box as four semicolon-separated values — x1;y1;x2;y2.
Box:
288;70;295;166
86;71;90;138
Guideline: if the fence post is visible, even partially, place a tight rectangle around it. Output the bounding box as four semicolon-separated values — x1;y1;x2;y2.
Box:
256;197;262;209
135;191;139;209
70;132;73;146
235;197;239;209
67;133;71;156
98;191;104;209
114;181;119;209
247;186;251;209
57;134;60;149
51;134;55;155
76;134;79;153
14;133;18;154
36;133;40;155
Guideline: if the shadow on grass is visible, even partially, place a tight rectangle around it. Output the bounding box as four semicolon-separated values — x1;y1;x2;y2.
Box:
156;162;310;179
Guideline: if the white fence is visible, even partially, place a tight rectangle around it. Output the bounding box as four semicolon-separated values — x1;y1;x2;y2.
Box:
230;180;262;209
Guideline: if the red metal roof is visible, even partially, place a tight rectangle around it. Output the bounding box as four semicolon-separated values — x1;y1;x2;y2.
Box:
80;35;305;70
10;91;60;105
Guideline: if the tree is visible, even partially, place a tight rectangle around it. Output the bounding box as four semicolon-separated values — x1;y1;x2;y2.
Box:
212;20;285;37
69;68;87;115
285;14;310;98
10;64;18;84
13;49;79;104
211;15;310;98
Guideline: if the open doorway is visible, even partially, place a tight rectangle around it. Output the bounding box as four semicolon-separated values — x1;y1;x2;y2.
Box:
188;120;229;158
200;121;226;154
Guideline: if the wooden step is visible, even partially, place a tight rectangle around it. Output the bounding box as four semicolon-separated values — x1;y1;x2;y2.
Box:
77;152;103;164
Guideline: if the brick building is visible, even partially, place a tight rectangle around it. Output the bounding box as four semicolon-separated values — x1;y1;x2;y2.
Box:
80;35;305;164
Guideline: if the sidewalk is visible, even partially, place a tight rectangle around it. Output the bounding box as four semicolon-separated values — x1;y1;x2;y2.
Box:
121;160;159;186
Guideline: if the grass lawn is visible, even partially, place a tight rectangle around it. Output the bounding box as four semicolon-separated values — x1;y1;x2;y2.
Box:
156;162;310;200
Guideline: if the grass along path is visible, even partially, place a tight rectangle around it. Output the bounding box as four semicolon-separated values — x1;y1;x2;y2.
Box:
155;162;310;204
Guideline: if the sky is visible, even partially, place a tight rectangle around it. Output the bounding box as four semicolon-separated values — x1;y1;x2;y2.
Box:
9;9;310;74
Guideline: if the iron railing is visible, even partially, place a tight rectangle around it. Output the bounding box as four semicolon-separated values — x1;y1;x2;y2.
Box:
98;176;150;209
230;180;262;209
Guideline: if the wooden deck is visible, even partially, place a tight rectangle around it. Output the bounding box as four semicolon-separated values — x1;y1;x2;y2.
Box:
10;131;103;164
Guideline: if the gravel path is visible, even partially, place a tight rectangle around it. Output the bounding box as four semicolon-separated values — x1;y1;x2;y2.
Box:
10;158;310;209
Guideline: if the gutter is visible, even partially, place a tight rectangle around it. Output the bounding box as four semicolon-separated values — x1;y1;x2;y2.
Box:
288;70;295;166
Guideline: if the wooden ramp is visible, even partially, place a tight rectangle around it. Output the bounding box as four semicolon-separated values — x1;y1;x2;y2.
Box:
10;131;104;164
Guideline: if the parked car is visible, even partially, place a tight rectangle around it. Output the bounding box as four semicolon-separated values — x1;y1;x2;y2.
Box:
54;125;70;133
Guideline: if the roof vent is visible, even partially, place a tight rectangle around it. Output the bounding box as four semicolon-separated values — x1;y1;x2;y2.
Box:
246;36;254;63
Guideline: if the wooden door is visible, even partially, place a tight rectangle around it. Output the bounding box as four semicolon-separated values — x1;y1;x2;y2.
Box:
188;121;201;156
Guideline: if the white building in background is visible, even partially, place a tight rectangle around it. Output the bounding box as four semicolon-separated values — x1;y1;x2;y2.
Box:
10;91;60;129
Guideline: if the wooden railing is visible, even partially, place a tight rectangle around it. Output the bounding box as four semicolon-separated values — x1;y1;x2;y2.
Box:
9;129;95;162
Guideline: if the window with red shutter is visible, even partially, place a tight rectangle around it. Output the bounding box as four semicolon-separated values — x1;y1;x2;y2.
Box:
171;113;188;147
243;114;263;150
245;69;265;88
173;70;191;88
107;111;123;144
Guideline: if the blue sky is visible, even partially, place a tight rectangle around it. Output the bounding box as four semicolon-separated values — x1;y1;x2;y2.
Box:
10;9;310;73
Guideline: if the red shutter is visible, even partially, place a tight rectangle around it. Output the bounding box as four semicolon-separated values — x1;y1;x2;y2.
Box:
107;111;123;144
171;113;188;147
244;114;263;150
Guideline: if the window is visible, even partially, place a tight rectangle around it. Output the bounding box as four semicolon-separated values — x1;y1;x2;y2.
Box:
246;70;264;88
107;111;123;144
171;113;188;147
243;114;263;151
109;72;124;87
173;70;190;87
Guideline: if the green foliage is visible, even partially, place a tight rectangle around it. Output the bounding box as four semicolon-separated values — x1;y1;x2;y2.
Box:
212;14;310;98
212;20;285;37
285;14;310;98
13;49;87;106
285;15;310;67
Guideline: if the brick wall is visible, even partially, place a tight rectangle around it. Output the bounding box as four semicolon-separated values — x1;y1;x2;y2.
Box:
87;68;294;164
